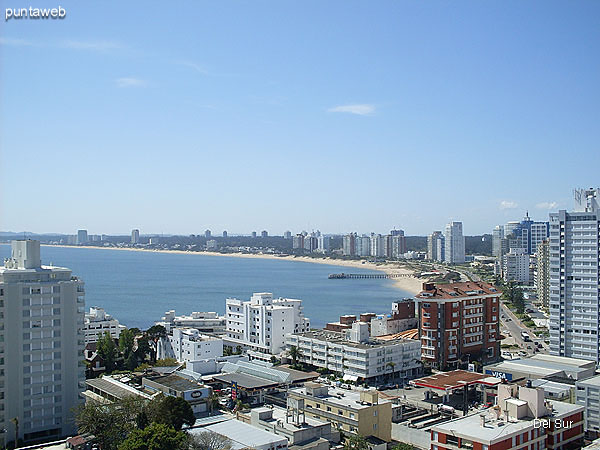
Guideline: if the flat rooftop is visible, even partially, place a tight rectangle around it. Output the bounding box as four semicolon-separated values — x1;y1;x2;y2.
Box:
432;400;584;444
485;355;595;379
212;372;280;390
191;419;287;450
252;406;329;431
576;374;600;387
144;374;204;391
290;384;390;409
411;370;501;391
293;329;416;349
416;281;501;300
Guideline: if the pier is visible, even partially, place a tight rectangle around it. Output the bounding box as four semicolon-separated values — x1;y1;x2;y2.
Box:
328;272;412;279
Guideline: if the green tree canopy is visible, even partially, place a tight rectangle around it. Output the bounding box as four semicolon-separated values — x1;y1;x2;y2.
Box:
74;396;147;450
344;434;369;450
392;443;417;450
119;328;136;357
97;331;119;373
118;423;187;450
147;395;195;431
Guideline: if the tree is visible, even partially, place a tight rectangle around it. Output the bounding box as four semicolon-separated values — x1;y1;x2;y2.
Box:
97;331;119;372
392;444;417;450
135;335;152;363
289;345;301;366
386;362;396;381
120;328;136;357
147;395;195;431
146;325;167;339
154;358;179;367
188;431;233;450
207;393;221;414
74;396;147;450
118;423;187;450
343;434;369;450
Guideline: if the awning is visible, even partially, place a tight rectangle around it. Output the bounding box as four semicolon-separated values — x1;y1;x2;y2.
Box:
343;374;358;382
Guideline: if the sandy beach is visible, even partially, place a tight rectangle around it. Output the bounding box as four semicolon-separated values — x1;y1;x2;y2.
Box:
41;244;424;294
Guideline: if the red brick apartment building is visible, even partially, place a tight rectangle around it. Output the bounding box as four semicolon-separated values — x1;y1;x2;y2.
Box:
430;384;584;450
416;281;501;370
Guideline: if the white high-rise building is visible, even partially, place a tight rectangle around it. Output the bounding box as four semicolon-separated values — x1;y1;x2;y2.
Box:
427;231;444;262
444;221;465;264
502;248;530;284
504;221;520;238
549;188;600;363
0;240;85;445
131;229;140;244
492;225;504;259
83;306;126;344
317;235;330;253
369;233;385;257
225;292;310;355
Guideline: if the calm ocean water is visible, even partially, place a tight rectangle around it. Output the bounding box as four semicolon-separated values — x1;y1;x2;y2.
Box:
0;244;412;329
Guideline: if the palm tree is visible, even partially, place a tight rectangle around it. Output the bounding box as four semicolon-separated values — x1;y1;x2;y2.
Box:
289;345;301;366
208;393;220;415
10;417;19;445
386;361;396;382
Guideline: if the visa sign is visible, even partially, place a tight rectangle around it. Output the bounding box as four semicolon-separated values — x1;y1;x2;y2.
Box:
485;369;512;381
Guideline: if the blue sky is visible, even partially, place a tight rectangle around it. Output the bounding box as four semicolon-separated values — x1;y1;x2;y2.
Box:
1;1;599;235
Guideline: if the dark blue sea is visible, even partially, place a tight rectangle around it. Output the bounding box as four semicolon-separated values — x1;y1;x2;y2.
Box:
0;244;412;329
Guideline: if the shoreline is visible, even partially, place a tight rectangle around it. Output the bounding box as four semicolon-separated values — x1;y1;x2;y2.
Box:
40;244;423;295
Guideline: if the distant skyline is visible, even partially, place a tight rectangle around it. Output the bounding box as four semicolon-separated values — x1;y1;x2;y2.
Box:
2;1;599;235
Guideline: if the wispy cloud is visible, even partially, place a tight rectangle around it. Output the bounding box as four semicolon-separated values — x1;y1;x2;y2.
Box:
536;201;558;210
0;37;35;47
499;200;518;210
115;77;148;88
178;61;210;76
328;104;376;116
61;40;124;52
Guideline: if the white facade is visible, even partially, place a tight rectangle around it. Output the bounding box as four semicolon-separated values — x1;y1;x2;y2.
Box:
156;310;226;333
549;188;600;363
286;329;422;381
158;327;223;362
492;225;504;259
317;235;330;253
83;306;125;344
225;292;310;355
502;248;530;284
0;240;85;445
370;234;385;257
131;229;140;244
427;231;444;262
444;221;465;264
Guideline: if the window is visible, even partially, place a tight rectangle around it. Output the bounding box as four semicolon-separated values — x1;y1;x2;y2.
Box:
373;424;377;430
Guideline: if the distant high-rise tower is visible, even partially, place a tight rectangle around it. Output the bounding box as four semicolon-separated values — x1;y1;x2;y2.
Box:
0;240;85;444
76;229;88;245
550;188;600;362
342;233;357;256
427;231;444;262
284;231;292;239
444;221;465;264
536;239;550;309
492;225;504;259
251;231;257;238
222;231;228;238
131;229;140;244
261;230;268;238
205;229;211;238
293;234;305;250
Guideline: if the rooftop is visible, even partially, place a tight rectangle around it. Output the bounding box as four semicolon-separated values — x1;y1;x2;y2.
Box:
252;405;329;431
576;373;600;387
292;329;418;350
212;372;280;390
290;384;389;409
485;354;595;379
411;370;501;391
86;376;154;400
416;281;501;300
191;419;287;450
144;374;204;391
432;400;584;444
